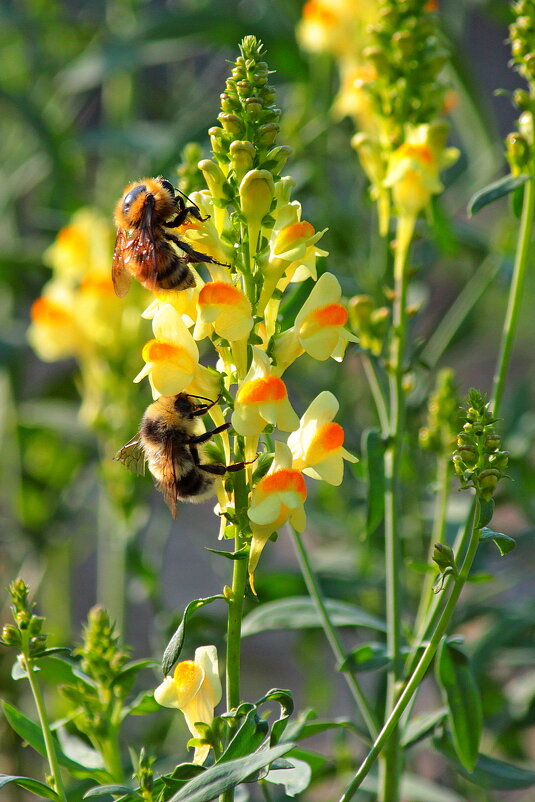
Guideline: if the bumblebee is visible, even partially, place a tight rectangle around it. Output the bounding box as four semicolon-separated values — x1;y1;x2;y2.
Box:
112;176;226;297
115;393;250;519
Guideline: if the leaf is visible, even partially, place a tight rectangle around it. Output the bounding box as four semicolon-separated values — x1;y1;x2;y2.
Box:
0;774;59;800
166;743;295;802
265;757;312;796
111;659;158;693
254;688;293;745
218;707;268;762
339;643;390;673
11;654;94;688
401;708;448;747
205;547;249;561
436;732;535;789
467;174;530;216
162;595;225;676
2;701;109;782
362;429;385;537
283;712;356;743
242;597;385;637
479;527;516;556
123;690;161;717
477;497;495;528
84;785;139;799
435;639;482;771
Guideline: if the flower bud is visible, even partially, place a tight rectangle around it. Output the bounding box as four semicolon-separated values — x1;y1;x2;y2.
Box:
229;140;256;182
1;624;21;646
263;145;292;174
218;113;244;135
457;444;478;466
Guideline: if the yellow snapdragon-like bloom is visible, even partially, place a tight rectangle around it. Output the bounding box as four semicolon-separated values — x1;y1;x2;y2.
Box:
384;123;460;218
154;645;222;765
193;280;253;343
177;191;231;270
297;0;377;60
232;349;299;437
142;270;203;329
288;391;358;485
274;272;358;372
28;282;87;361
334;61;378;132
134;304;199;398
248;442;307;584
44;208;113;282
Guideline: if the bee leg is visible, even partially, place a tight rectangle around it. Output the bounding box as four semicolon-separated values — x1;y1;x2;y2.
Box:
165;233;229;267
189;423;231;444
224;456;258;473
166;207;209;227
191;394;222;416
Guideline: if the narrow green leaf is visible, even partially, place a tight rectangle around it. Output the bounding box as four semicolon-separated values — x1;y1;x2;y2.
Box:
362;429;385;537
84;785;140;799
401;708;447;747
0;774;59;800
284;712;355;742
162;595;225;676
479;527;516;556
167;743;295;802
467;174;530;216
436;732;535;789
254;688;293;745
265;757;312;796
339;643;390;673
11;654;94;688
241;597;385;637
123;690;161;717
205;546;249;561
436;639;482;771
2;701;109;782
477;498;495;528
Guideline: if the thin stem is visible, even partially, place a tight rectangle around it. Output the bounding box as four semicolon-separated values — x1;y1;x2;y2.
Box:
413;456;451;637
491;170;535;417
362;354;389;434
289;526;379;739
25;656;67;801
339;498;480;802
380;213;414;802
225;468;249;712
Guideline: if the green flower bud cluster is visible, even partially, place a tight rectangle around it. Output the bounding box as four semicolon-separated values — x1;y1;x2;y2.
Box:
419;368;460;456
75;605;128;685
134;748;155;801
1;578;48;657
510;0;535;85
452;390;509;502
365;0;448;146
211;36;283;166
176;142;206;195
348;294;389;356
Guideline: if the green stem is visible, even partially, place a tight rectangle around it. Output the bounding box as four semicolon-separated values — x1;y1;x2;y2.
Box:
25;656;67;801
361;354;389;434
380;214;414;802
289;526;379;739
339;498;480;802
101;726;125;783
491;169;535;417
413;456;451;638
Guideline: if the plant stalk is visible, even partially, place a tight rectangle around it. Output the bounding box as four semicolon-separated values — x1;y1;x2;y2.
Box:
379;213;414;802
289;526;378;739
339;497;480;802
491;170;535;417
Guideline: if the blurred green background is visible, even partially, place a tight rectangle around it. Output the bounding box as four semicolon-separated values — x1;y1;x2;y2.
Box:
2;0;535;799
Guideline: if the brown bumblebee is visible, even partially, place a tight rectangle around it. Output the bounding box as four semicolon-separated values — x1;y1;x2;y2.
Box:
115;393;251;519
112;176;226;297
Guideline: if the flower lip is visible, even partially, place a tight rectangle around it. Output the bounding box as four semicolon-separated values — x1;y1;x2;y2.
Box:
309;303;348;327
31;297;72;326
237;375;287;404
199;282;244;306
258;468;307;498
142;340;183;362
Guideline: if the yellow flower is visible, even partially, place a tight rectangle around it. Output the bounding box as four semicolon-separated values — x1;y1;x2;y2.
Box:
334;60;377;132
44;209;113;282
273;272;358;372
248;442;307;585
384;123;459;218
154;645;222;765
193;279;253;342
288;391;358;485
142;270;203;329
28;282;87;361
177;191;231;270
297;0;377;60
134;304;199;397
231;349;299;437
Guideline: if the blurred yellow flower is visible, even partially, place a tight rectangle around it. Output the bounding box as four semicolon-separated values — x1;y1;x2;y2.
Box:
297;0;377;60
154;645;222;765
134;304;199;397
28;283;87;361
248;442;307;583
288;391;358;485
231;349;299;437
44;209;113;282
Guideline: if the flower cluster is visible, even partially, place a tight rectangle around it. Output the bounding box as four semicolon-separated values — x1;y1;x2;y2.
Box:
298;0;458;234
419;368;460;456
27;209;148;431
124;37;358;591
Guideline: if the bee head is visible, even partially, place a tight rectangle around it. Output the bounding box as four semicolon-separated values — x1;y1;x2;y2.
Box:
157;177;176;197
174;393;196;418
122;184;148;216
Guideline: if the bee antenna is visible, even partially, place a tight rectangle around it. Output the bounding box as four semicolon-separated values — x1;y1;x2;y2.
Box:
174;186;201;212
186;393;216;403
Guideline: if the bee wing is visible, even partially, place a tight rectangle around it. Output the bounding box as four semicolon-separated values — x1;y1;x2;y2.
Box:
114;434;146;476
159;440;179;520
112;229;133;298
